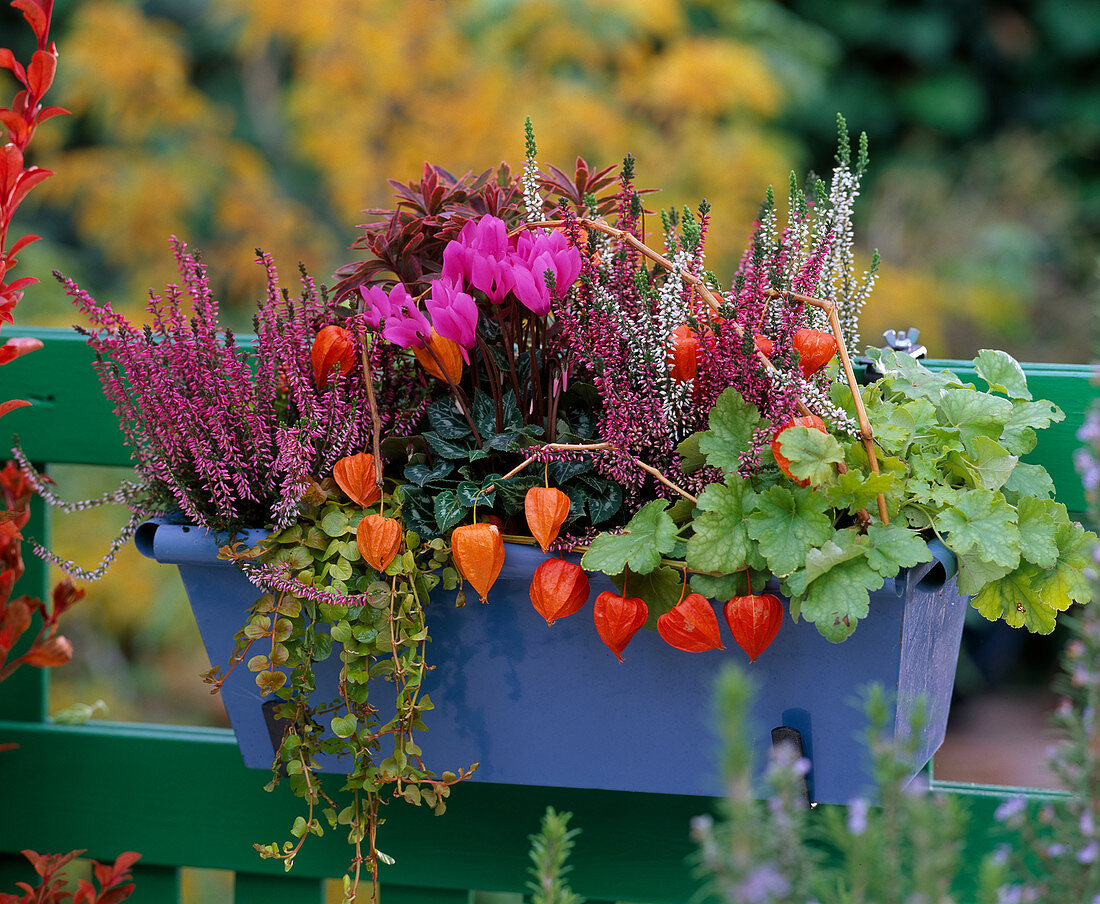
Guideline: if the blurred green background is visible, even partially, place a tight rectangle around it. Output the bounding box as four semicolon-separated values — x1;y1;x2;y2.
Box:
1;0;1097;733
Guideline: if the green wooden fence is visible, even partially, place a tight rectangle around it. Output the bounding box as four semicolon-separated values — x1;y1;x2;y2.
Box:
0;327;1093;903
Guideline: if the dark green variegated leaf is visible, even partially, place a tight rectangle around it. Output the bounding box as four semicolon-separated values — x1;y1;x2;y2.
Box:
426;398;471;440
404;460;455;487
433;490;466;533
934;488;1021;570
472;390;496;437
582;499;678;575
686;479;758;574
548;458;591;483
747;485;834;577
424;432;472;460
499;390;524;431
698;387;764;475
456;481;494;508
974;349;1031;400
582;478;623;524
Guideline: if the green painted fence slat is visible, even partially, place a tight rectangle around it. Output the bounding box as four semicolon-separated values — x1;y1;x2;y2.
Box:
384;884;473;904
132;864;181;903
234;871;325;903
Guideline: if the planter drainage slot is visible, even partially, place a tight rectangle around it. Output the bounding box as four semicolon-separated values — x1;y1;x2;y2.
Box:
772;725;810;807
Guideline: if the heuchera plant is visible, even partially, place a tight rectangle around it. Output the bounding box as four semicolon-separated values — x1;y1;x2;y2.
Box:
50;116;1093;900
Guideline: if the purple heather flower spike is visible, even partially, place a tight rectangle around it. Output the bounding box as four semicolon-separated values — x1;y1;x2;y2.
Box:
426;279;479;360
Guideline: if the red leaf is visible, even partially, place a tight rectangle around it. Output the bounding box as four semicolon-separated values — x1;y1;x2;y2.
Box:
8;167;54;214
0;110;28;147
0;596;32;651
1;277;38;295
12;0;49;44
51;578;85;617
8;233;41;257
0;336;42;365
97;884;137;904
19;634;73;667
34;105;68;124
72;880;96;904
0;51;27;88
106;851;142;878
0;144;25;197
0;399;31;418
26;50;56;99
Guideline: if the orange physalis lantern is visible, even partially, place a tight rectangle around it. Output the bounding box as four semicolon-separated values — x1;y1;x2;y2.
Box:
333;452;382;507
451;522;505;603
724;593;784;662
414;330;464;384
792;328;837;379
771;415;827;487
357;514;402;572
529;558;589;626
656;593;725;652
524;486;571;552
667;323;701;382
754;334;774;357
593;590;648;662
311;325;357;388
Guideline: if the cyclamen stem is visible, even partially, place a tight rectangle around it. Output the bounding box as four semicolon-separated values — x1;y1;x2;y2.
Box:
357;332;384;488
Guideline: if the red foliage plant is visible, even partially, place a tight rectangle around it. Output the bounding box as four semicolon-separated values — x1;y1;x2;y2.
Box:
0;849;140;904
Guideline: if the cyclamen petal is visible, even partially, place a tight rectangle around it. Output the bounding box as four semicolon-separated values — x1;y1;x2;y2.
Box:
378;284;431;349
359;285;392;330
510;263;551;315
426;279;479;359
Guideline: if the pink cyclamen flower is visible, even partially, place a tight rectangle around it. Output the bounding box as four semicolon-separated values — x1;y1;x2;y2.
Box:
359;283;430;348
426;279;479;360
509;229;582;315
442;216;515;303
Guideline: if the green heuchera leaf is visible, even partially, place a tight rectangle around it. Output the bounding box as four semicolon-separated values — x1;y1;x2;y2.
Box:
777;426;844;486
865;521;934;577
784;529;884;642
747;485;834;577
871;349;966;402
826;470;897;515
934;488;1021;570
686;479;759;574
611;564;684;631
677;432;706;474
698;388;764;475
972;520;1095;634
690;570;764;601
974;349;1032;400
1015;497;1061;569
1000;400;1064;456
1003;462;1055;501
949;435;1018;491
582;499;678;575
936;389;1014;449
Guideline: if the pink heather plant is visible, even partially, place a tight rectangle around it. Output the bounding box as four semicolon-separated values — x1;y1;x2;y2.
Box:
61;240;407;534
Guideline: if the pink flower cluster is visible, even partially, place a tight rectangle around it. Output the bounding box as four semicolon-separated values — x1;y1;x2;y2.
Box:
358;216;582;359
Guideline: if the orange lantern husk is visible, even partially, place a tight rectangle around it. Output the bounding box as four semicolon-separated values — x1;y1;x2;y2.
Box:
792;328;837;379
357;514;402;572
451;522;505;602
311;324;357;388
524;486;571;552
333;452;382;507
667;323;700;382
593;590;648;662
656;593;725;652
724;593;784;662
414;331;464;384
530;558;590;626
